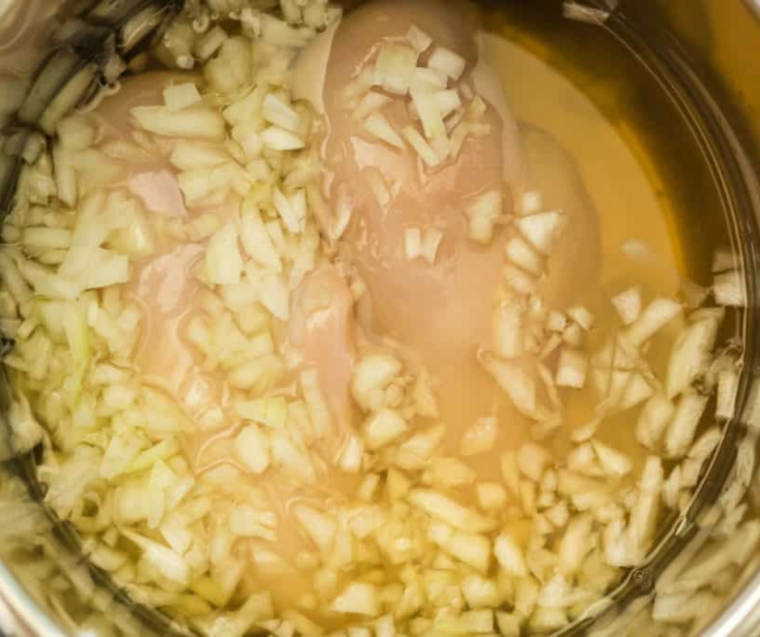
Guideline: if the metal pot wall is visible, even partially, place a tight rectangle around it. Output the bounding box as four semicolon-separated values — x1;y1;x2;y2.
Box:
0;1;760;635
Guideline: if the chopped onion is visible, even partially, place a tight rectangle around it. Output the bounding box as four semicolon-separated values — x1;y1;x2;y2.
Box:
294;505;336;554
556;349;587;389
421;227;443;265
261;126;306;151
435;89;462;118
460;417;498;456
714;270;746;307
611;286;642;325
625;298;682;347
666;312;722;399
665;391;709;458
374;43;418;95
404;227;422;261
410;87;446;141
131;106;226;140
481;353;536;417
262;93;301;132
414;67;448;91
515;210;564;255
365;112;405;150
362;409;409;450
505;236;543;276
351;354;403;412
427;46;466;80
163;83;202;111
205;223;243;285
716;367;739;420
493;302;525;358
463;189;502;244
352;91;392;121
401;124;439;167
57;115;96;151
406;25;433;52
331;582;380;616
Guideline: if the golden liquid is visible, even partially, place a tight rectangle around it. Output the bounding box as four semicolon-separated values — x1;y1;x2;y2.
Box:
87;1;732;620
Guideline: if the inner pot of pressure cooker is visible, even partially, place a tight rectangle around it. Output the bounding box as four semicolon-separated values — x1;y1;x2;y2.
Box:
1;1;759;636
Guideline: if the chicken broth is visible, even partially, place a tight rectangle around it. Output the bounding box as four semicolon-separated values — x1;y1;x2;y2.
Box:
0;0;745;634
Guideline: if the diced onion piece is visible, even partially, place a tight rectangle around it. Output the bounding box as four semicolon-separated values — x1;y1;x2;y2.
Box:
666;312;722;399
331;582;379;616
240;202;282;272
273;187;306;234
435;89;462;118
351;354;403;412
294;505;336;554
414;67;448;90
611;286;642;325
665;391;709;458
122;530;190;586
337;434;364;473
567;306;595;331
261;126;305;151
406;25;433;52
409;489;497;534
520;191;543;215
476;482;508;512
404;227;422;261
401;125;439;167
427;46;466;80
626;298;682;347
712;247;737;272
428;522;492;573
556;349;587;389
206;223;242;285
716;367;739;420
131;106;225;140
235;398;287;429
421;227;443;265
494;533;527;576
410;87;446;141
195;25;227;61
365;113;405;150
57;115;96;150
374;43;418;94
592;440;632;478
163;83;202;111
714;270;746;307
259;272;290;320
517;442;551;482
22;227;72;249
493;303;525;358
233;425;271;475
352;91;392;121
464;189;502;245
515;210;564;255
262;93;301;132
362;409;408;450
481;353;536;417
460;416;498;456
620;372;654;411
503;264;537;296
505;236;542;275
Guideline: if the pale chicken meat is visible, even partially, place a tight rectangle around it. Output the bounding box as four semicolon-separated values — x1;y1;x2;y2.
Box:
294;0;601;456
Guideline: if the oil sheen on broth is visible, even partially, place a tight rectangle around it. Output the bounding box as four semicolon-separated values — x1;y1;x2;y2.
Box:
88;0;685;615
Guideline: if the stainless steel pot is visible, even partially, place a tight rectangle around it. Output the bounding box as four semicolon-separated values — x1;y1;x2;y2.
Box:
1;1;760;635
